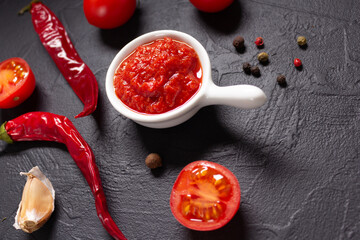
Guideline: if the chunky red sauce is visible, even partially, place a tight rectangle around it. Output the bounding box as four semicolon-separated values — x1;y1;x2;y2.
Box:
114;37;202;114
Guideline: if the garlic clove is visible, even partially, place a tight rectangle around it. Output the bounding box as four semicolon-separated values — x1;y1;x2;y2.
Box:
13;166;55;233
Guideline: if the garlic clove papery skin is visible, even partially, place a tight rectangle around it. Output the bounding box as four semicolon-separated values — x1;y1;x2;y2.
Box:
13;166;55;233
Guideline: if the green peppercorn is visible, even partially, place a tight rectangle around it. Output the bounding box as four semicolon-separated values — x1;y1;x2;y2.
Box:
233;36;245;50
257;52;269;63
242;62;251;74
277;75;286;87
145;153;162;169
297;36;307;46
251;66;260;77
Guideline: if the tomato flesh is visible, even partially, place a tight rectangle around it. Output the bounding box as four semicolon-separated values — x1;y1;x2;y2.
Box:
170;161;240;231
0;58;35;108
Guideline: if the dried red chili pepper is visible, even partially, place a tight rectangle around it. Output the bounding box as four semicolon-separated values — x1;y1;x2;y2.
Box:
0;112;126;240
19;1;98;118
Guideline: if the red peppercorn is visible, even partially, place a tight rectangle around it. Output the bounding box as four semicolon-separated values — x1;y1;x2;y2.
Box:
254;37;264;47
294;58;302;67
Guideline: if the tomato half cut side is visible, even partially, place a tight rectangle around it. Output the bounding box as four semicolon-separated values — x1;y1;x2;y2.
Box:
170;161;241;231
0;57;35;109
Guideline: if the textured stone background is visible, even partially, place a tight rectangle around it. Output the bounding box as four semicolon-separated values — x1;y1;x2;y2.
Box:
1;0;360;239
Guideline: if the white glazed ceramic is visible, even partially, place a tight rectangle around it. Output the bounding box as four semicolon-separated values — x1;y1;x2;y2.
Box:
106;30;267;128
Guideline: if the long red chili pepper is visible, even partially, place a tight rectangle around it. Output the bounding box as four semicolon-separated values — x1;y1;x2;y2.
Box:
20;1;98;118
0;112;126;240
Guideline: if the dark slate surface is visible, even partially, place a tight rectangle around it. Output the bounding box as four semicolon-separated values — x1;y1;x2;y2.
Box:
1;0;360;239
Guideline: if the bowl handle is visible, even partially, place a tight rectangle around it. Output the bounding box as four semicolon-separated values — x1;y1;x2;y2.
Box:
201;83;267;109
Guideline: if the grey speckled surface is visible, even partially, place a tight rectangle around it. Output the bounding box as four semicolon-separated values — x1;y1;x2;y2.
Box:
1;0;360;239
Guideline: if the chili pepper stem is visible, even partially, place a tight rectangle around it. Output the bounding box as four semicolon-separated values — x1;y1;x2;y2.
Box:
18;0;40;15
0;122;13;144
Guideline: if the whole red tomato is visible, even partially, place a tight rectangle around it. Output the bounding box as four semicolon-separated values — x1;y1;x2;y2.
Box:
189;0;234;13
170;161;241;231
83;0;136;29
0;58;35;109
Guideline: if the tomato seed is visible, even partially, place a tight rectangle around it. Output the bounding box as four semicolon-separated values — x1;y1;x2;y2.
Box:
182;203;191;216
217;185;226;191
191;205;197;216
199;208;205;218
212;206;219;218
185;205;191;215
205;210;211;220
200;168;208;177
214;179;223;186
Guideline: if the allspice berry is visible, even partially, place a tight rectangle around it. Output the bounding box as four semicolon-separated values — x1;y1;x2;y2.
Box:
242;62;251;74
251;66;260;77
145;153;162;169
257;52;269;63
233;36;245;50
277;75;286;87
297;36;307;46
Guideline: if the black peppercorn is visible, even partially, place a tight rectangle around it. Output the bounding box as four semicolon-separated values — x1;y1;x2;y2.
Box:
251;66;260;77
277;75;287;87
233;36;245;51
242;62;251;74
145;153;162;169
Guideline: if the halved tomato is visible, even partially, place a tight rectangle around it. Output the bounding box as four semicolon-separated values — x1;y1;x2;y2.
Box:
170;161;241;231
0;58;35;108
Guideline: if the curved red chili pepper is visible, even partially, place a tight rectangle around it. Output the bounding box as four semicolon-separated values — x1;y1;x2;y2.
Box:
0;112;126;240
29;2;98;118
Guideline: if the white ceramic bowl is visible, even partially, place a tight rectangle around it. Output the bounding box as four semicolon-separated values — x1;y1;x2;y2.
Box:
106;30;267;128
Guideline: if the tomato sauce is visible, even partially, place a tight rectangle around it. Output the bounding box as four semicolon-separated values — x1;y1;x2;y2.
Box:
113;37;202;114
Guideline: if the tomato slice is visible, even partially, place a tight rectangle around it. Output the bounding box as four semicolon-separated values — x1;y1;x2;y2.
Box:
170;161;241;231
0;58;35;108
